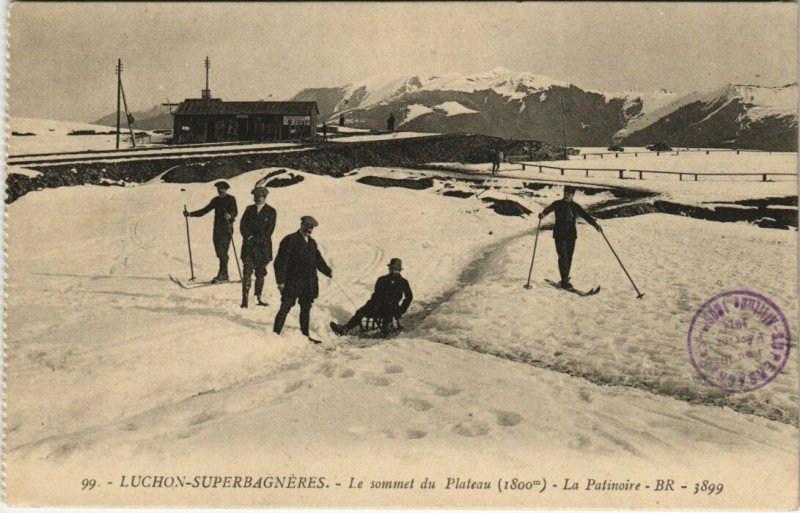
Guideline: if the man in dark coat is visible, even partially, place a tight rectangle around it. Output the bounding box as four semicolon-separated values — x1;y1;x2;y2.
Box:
239;186;277;308
272;216;332;342
539;186;602;289
330;258;412;337
185;181;238;283
387;112;395;132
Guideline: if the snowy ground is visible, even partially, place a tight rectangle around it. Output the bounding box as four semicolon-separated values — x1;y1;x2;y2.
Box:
4;166;798;507
7;117;153;155
532;150;796;175
431;150;797;205
328;131;440;143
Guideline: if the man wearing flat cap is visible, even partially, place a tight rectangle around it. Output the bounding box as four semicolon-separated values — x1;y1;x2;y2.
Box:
184;181;238;283
538;185;602;290
239;186;277;308
330;258;412;337
272;216;332;342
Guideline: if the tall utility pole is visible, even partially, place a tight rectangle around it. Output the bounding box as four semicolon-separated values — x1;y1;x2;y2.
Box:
560;97;569;160
116;59;122;149
202;56;211;99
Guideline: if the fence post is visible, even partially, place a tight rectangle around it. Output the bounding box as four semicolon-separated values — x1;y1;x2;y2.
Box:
737;150;740;155
600;154;604;159
539;165;542;173
585;169;589;177
583;154;587;160
706;150;709;155
638;171;643;180
560;168;565;176
763;174;767;182
618;170;623;179
615;153;618;158
522;163;526;171
694;174;698;181
679;173;682;181
656;151;660;156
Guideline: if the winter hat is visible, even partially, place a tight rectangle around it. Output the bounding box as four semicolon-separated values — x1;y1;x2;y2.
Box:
251;186;268;197
563;185;577;195
215;181;231;190
300;215;319;227
388;258;403;270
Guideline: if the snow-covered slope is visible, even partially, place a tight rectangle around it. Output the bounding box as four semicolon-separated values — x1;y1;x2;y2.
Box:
616;84;798;150
4;166;797;507
293;69;797;150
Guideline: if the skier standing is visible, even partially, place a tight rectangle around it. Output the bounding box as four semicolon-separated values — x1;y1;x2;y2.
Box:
184;181;238;283
272;216;332;343
239;187;277;308
330;258;413;337
538;186;602;289
387;112;396;132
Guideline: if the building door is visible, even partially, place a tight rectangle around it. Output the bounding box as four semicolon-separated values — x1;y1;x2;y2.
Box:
205;119;216;143
237;116;249;140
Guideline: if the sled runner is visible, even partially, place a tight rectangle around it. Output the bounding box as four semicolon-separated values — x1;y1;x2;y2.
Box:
360;317;402;332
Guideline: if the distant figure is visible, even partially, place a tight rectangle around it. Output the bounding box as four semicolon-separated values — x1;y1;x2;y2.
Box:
184;181;238;283
239;187;277;308
387;112;396;132
491;148;503;176
339;114;345;127
330;258;413;337
322;123;328;142
538;186;602;290
272;216;333;343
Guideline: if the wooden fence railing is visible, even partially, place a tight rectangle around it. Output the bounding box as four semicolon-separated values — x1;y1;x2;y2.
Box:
519;162;795;182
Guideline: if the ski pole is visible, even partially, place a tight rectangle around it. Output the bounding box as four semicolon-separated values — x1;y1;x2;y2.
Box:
524;217;542;289
600;230;644;299
331;278;359;309
183;205;196;281
229;223;243;281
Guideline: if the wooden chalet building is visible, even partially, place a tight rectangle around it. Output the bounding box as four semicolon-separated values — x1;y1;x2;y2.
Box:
172;98;318;144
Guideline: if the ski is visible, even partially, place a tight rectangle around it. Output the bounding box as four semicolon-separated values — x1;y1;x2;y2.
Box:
169;275;241;289
545;279;600;296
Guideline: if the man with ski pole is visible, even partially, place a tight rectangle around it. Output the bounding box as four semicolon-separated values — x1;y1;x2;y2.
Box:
184;181;238;283
272;216;332;343
330;258;413;338
538;185;602;290
239;186;277;308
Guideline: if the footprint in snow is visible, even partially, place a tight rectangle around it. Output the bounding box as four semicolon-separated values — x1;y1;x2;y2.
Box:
453;419;490;437
384;364;403;374
494;409;523;427
363;374;391;386
403;397;433;412
434;385;461;397
405;429;427;439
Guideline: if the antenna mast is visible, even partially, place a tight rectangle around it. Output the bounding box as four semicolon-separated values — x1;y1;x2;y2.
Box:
202;56;211;100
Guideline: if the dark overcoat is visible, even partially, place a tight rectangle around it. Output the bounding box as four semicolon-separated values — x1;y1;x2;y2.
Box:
240;204;277;263
273;231;332;299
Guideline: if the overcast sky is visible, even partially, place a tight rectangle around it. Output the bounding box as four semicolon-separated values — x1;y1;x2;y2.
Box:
7;2;798;122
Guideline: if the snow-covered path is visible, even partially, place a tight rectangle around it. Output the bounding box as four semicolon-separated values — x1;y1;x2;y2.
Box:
4;168;798;507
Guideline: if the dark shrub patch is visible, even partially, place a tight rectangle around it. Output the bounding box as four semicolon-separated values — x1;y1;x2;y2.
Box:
357;176;434;190
481;197;532;217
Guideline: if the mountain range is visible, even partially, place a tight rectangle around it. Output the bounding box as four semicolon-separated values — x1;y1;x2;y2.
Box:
93;67;797;151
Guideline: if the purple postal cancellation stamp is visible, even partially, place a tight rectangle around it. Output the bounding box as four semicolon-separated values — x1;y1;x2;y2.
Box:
688;290;791;393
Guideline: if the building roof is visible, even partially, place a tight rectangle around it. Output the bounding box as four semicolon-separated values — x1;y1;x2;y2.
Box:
174;99;319;116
